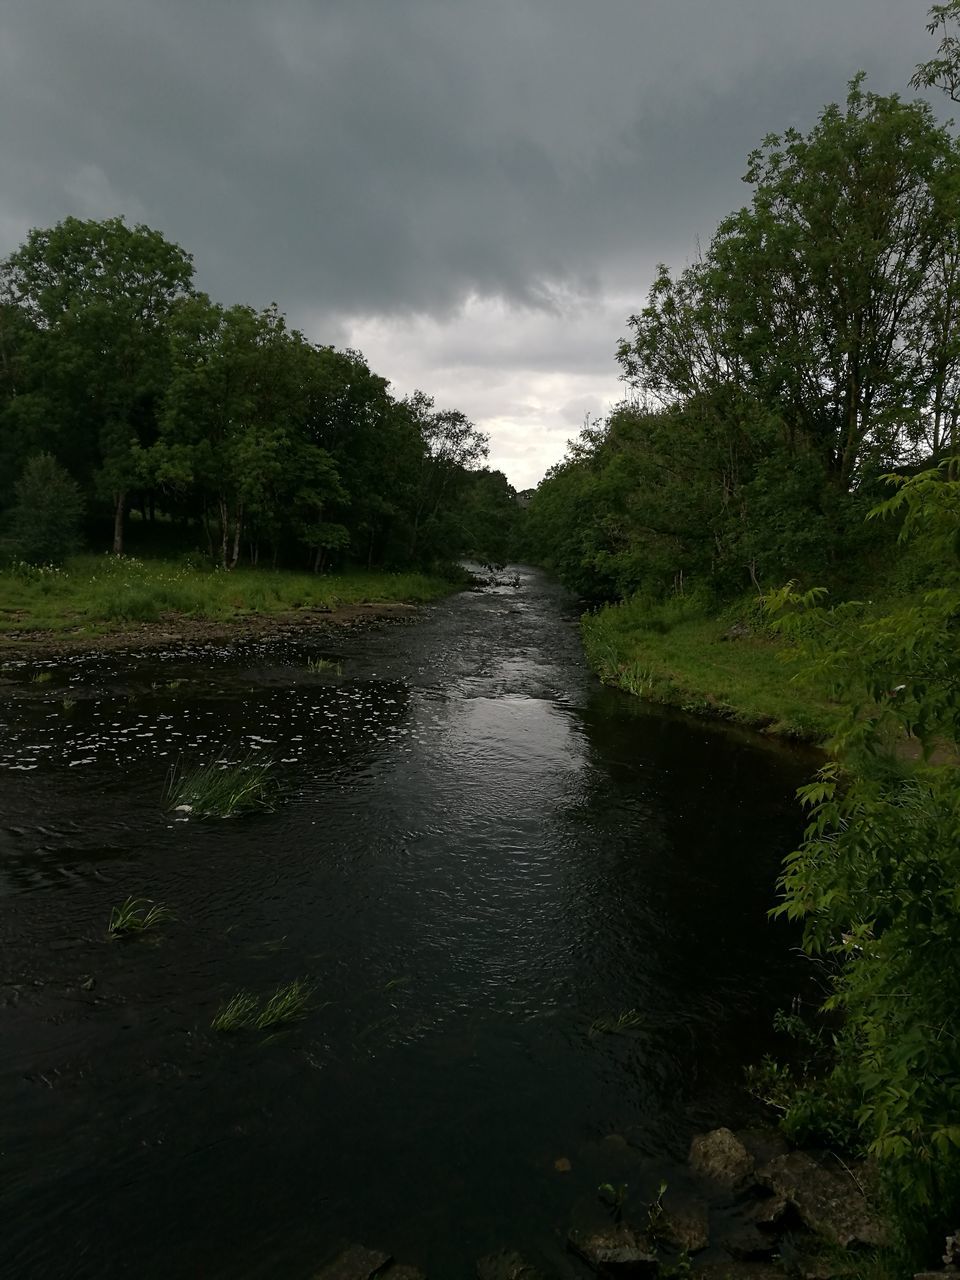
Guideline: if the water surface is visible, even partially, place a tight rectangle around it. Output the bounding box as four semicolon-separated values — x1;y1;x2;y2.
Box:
0;567;812;1279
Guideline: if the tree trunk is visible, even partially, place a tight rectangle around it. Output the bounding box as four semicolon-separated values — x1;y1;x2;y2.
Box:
112;491;126;555
228;503;242;571
219;498;229;570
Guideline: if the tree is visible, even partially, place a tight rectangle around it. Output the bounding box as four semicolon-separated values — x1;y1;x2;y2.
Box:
1;217;194;553
766;464;960;1247
912;1;960;101
155;299;347;569
622;80;959;494
7;453;84;565
405;391;490;562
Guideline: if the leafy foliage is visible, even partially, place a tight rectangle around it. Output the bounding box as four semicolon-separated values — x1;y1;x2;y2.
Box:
6;452;84;565
0;217;518;572
765;464;960;1247
527;81;960;606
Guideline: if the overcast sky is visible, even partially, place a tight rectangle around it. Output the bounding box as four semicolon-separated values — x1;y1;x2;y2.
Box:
0;0;948;488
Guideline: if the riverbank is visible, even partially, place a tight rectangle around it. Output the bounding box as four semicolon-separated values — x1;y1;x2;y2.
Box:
0;555;461;655
581;595;841;744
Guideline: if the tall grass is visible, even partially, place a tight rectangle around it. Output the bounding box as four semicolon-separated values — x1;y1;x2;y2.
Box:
582;592;839;741
306;655;342;674
0;551;456;634
211;980;314;1032
108;896;175;937
165;753;279;818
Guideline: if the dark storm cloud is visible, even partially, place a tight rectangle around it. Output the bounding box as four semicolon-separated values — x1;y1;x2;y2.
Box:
0;0;945;483
0;0;941;313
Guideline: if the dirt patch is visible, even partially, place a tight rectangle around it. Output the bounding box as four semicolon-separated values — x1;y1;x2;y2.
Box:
0;602;420;659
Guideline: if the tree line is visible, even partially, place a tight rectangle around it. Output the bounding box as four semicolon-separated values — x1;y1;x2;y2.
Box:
529;8;960;1263
0;217;520;570
526;74;960;604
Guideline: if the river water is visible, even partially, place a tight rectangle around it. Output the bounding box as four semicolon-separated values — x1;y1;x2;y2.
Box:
0;567;813;1279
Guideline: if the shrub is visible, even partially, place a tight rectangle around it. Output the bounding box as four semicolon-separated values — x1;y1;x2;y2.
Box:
8;453;84;565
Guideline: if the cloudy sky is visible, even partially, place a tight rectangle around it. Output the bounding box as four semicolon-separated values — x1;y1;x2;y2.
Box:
0;1;947;487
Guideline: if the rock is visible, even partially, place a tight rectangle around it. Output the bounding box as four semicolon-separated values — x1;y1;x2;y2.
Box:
722;622;753;642
944;1228;960;1268
567;1225;658;1275
476;1250;546;1280
659;1197;710;1253
721;1224;779;1262
736;1129;790;1169
693;1264;784;1280
690;1129;755;1189
759;1152;888;1248
747;1194;790;1231
313;1245;393;1280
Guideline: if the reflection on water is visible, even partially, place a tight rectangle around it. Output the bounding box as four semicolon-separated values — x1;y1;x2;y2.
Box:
0;568;813;1279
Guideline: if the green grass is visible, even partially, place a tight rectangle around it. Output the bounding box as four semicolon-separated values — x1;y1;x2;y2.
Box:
582;593;841;742
211;991;260;1032
254;979;314;1029
165;753;279;818
306;655;343;675
211;980;314;1033
108;896;175;937
0;552;457;635
589;1009;645;1037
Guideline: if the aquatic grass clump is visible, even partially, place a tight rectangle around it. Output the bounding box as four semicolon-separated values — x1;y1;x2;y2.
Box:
254;978;313;1029
108;896;175;937
589;1008;645;1037
165;752;279;818
211;991;260;1032
306;656;343;675
211;980;314;1033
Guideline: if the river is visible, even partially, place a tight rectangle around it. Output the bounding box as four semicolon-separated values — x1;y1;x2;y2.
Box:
0;566;813;1279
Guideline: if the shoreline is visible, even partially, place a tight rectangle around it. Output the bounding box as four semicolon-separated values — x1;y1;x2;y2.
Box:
0;600;425;660
580;604;841;746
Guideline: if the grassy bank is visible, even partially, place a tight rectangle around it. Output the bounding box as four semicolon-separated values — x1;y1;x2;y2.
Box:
582;593;841;742
0;554;459;637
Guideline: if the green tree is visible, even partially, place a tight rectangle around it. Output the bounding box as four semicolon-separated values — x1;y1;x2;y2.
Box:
0;217;194;552
912;1;960;101
622;80;959;493
155;299;347;569
405;391;490;563
766;464;960;1248
7;452;84;565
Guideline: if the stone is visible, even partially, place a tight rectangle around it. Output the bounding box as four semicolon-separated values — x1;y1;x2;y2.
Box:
690;1129;755;1190
721;1225;778;1262
747;1194;789;1231
693;1264;784;1280
567;1225;659;1275
736;1129;790;1169
313;1245;393;1280
722;622;753;642
659;1198;711;1253
476;1250;546;1280
759;1152;889;1249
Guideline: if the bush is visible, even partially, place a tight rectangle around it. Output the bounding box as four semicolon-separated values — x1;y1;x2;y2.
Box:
7;453;84;565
